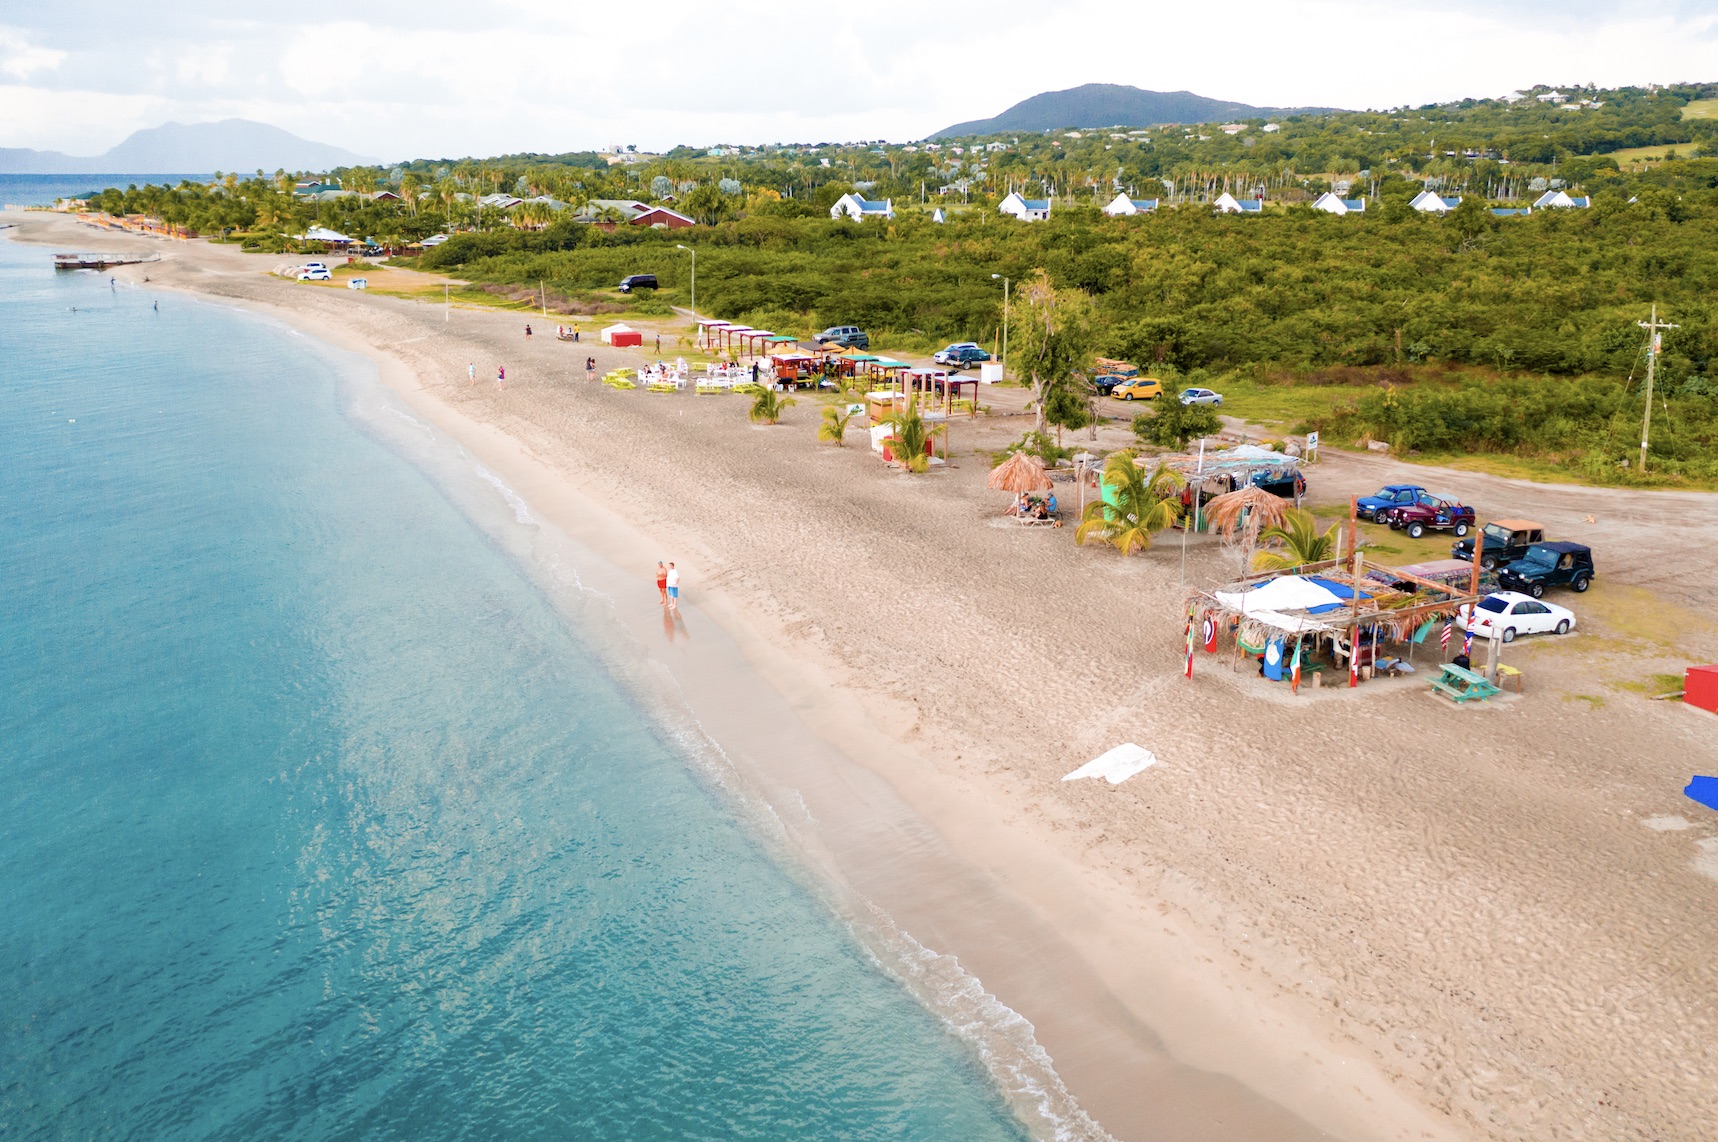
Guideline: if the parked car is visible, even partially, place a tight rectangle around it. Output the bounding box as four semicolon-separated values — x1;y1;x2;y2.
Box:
1357;484;1427;522
1497;541;1595;598
1452;519;1545;570
815;325;870;349
1462;591;1576;642
617;273;658;292
933;343;991;368
302;261;328;272
347;277;368;290
1112;377;1164;400
297;267;332;281
1382;493;1475;538
1178;387;1223;406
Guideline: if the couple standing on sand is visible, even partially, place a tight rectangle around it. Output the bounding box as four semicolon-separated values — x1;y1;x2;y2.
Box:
655;561;680;608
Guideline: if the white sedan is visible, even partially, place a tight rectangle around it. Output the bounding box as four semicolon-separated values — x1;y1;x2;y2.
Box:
1462;591;1575;643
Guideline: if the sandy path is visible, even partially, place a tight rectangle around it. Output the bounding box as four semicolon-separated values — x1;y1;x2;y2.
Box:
15;213;1718;1142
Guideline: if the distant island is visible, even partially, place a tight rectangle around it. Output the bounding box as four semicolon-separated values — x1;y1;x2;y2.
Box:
0;119;375;174
932;83;1345;138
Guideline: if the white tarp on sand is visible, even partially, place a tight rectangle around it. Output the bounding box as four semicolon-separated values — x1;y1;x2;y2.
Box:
1215;575;1344;614
1062;743;1158;785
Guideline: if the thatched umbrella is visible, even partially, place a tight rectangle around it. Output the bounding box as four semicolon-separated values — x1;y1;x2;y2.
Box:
1204;484;1292;573
987;451;1053;512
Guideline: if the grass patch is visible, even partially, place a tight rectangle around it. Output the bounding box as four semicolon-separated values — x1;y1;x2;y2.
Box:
1610;672;1686;697
1212;377;1374;428
1681;98;1718;120
1566;694;1607;709
1605;145;1677;163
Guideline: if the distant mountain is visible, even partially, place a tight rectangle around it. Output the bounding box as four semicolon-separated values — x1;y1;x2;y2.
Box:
0;119;376;174
931;84;1343;138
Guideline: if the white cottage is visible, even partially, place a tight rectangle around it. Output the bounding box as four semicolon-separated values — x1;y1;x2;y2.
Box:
998;192;1051;221
1311;192;1367;215
1410;190;1461;213
1213;192;1263;214
830;193;894;221
1103;192;1159;216
1532;189;1591;209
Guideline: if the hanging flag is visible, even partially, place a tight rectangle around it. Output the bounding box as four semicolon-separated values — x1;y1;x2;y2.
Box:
1184;612;1195;679
1349;642;1359;688
1440;618;1453;651
1290;638;1303;694
1462;631;1474;656
1201;612;1218;653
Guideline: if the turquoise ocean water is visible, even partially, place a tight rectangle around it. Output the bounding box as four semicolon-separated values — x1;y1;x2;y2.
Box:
0;174;211;207
0;239;1030;1139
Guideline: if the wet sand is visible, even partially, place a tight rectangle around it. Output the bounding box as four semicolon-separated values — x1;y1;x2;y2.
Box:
15;210;1718;1141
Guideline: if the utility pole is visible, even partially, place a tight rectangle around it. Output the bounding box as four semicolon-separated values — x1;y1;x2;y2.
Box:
1637;304;1678;471
992;274;1009;380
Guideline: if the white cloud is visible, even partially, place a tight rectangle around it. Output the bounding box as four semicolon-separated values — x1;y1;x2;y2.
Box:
1;2;1715;157
0;28;67;81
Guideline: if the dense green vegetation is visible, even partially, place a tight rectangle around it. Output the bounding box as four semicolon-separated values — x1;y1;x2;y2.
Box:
70;80;1718;485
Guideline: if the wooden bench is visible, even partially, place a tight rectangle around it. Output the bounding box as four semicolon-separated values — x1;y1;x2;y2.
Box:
1429;663;1501;703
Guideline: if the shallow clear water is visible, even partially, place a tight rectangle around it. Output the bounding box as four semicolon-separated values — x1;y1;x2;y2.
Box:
0;242;1028;1140
0;173;211;207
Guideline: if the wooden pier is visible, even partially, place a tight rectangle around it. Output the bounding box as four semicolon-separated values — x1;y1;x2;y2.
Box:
54;252;162;270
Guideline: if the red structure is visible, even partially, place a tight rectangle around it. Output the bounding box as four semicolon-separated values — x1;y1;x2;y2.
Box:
1686;665;1718;714
609;330;643;348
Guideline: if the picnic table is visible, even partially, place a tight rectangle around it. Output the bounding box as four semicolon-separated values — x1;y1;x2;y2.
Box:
1429;662;1501;703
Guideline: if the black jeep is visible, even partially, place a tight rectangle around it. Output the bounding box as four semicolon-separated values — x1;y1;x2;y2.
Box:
1452;519;1545;571
1496;541;1595;598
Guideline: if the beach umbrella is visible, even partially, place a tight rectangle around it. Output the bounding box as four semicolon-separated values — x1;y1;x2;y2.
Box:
1205;484;1292;573
987;451;1053;501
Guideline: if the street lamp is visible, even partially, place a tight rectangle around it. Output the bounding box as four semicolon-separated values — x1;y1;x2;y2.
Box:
676;243;695;316
991;273;1009;381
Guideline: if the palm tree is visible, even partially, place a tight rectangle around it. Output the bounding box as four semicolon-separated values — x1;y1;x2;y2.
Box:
750;387;796;425
818;404;855;446
1250;508;1338;572
1075;451;1185;555
885;398;938;473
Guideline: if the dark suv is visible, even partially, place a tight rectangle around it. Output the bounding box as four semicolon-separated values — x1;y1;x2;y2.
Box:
816;325;870;349
1452;519;1545;570
618;273;658;292
933;343;991;368
1497;542;1595;598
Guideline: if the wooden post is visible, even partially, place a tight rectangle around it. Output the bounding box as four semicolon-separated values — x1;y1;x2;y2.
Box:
1469;528;1485;599
1349;548;1364;687
1485;628;1501;684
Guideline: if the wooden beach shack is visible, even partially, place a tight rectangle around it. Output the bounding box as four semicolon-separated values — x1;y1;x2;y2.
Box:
1189;557;1480;685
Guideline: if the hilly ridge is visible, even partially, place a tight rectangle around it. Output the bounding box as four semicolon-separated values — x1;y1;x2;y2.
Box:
0;119;375;174
931;83;1343;139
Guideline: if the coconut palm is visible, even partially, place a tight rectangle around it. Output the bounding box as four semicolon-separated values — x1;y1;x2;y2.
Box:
1250;508;1338;572
818;404;854;446
749;387;796;425
1075;451;1185;555
885;399;938;473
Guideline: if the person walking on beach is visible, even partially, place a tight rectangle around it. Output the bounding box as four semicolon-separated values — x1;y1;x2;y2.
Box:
655;332;661;355
525;323;532;340
496;364;506;390
655;562;669;604
468;362;476;386
586;356;596;382
666;562;680;609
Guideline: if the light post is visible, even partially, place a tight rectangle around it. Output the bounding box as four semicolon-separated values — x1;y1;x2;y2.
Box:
991;273;1009;381
676;243;696;317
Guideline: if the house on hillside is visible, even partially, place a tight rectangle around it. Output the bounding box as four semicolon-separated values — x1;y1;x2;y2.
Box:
830;193;894;220
998;192;1051;221
631;205;696;228
479;193;523;210
1311;192;1366;214
1410;190;1461;213
1533;189;1590;209
368;190;401;203
1492;207;1532;217
1213;192;1263;214
574;199;650;223
1102;192;1159;216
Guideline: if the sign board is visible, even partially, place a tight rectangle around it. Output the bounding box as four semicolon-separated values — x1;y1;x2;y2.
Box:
1305;430;1320;461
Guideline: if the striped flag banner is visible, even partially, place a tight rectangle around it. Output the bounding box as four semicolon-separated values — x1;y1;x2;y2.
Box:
1463;631;1474;656
1440;618;1453;651
1290;638;1303;694
1184;613;1195;679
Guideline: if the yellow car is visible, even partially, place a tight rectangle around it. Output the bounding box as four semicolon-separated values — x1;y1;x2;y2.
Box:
1112;377;1163;400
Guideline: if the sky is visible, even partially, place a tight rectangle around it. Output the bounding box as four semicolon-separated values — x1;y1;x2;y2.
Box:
3;1;1716;160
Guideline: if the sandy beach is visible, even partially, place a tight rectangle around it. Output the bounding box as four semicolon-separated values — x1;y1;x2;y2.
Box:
15;211;1718;1141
